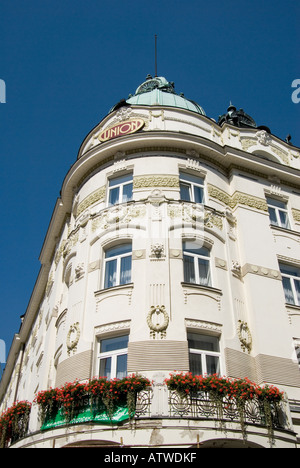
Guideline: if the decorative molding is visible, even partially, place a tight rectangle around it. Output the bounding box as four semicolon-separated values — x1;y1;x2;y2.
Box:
237;320;252;354
91;203;146;232
215;257;227;270
133;175;180;189
76;186;106;218
95;284;134;309
167;203;224;230
95;320;131;337
66;322;80;356
182;283;222;311
231;261;242;279
150;243;165;259
74;263;85;281
147;305;169;339
241;263;281;280
132;249;146;260
292;208;300;223
185;318;222;334
208;184;268;212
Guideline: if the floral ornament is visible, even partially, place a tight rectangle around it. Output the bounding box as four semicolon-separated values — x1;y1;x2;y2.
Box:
147;305;169;339
165;373;284;444
237;320;252;354
0;401;32;448
34;374;151;425
66;322;80;355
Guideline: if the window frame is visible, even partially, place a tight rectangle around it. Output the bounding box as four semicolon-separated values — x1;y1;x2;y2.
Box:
279;263;300;306
107;173;133;207
183;241;212;287
179;172;205;204
97;335;129;380
187;332;221;376
266;196;291;230
103;243;132;289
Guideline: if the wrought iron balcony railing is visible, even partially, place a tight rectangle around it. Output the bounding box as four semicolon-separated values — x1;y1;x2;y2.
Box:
168;389;289;430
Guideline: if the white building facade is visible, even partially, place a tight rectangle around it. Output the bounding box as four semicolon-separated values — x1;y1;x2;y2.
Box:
1;76;300;448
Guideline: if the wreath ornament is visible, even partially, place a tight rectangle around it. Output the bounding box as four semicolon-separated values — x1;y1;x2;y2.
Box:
147;306;169;339
237;320;252;354
67;322;80;355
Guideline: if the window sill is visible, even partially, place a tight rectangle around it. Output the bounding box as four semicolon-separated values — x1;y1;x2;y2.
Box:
285;303;300;313
95;283;134;297
270;224;300;237
181;282;222;296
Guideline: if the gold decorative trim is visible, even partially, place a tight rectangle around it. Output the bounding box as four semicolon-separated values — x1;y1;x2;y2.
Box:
76;186;106;218
208;184;268;212
133;174;179;189
292;208;300;223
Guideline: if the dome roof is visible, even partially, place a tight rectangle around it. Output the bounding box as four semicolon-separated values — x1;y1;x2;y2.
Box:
218;104;257;129
125;75;206;115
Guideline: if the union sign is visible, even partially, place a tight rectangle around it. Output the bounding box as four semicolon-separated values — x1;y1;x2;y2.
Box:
98;119;145;142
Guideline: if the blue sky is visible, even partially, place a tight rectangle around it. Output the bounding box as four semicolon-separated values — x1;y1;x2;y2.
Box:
0;0;299;364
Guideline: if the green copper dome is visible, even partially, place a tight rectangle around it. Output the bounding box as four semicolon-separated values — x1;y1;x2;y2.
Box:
125;75;206;115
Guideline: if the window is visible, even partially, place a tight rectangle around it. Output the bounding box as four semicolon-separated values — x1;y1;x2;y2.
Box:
267;197;290;229
279;264;300;306
180;173;205;204
98;335;129;379
104;244;132;289
183;241;211;286
188;332;220;375
108;174;133;206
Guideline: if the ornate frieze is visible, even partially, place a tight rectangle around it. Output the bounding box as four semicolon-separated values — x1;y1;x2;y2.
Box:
76;186;106;218
167;203;224;231
207;184;268;212
133;175;180;189
292;208;300;223
91;203;146;232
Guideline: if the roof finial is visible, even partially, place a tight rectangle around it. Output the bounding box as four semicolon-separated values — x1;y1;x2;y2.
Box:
155;34;158;77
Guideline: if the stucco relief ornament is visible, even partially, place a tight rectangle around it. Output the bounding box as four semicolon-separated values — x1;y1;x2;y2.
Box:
147;306;169;339
237;320;252;354
66;322;80;355
256;129;271;146
151;243;165;258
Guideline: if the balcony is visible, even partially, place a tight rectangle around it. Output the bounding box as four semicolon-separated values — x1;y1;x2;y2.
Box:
2;377;297;449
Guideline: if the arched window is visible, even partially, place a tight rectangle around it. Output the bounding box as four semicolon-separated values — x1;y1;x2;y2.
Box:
103;243;132;289
183;241;211;286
